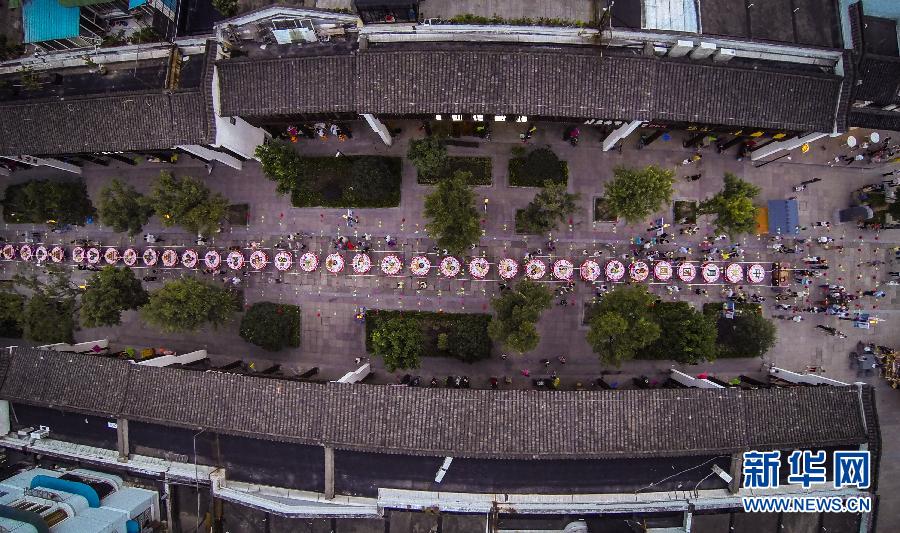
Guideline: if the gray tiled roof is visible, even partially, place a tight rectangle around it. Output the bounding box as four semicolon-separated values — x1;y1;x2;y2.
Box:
355;48;656;120
217;54;356;117
216;44;842;131
854;56;900;106
848;107;900;131
1;349;128;415
0;90;210;156
652;61;841;132
0;348;871;459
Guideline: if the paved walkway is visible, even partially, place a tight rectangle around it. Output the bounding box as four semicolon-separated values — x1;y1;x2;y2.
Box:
3;120;896;385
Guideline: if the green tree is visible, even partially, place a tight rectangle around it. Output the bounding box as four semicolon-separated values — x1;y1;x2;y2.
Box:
407;136;448;180
646;301;717;364
603;165;675;224
448;315;492;362
255;140;300;194
1;180;95;225
22;293;76;343
14;266;79;343
80;266;148;328
423;171;482;254
211;0;237;16
141;278;237;333
516;180;581;233
97;178;154;235
587;286;660;366
488;280;552;353
371;316;423;371
699;173;761;235
0;292;25;338
716;310;777;358
239;302;301;351
149;172;228;235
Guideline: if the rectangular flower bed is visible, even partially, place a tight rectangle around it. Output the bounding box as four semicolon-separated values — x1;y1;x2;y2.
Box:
365;310;491;362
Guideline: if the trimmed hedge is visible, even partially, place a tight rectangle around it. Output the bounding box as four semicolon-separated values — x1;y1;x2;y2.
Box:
239;302;301;351
508;148;568;187
417;156;492;186
365;310;491;362
289;156;402;208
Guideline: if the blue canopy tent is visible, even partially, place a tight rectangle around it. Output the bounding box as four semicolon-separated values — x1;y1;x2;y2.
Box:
767;199;800;235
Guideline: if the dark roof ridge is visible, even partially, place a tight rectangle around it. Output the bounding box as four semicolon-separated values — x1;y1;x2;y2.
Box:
0;87;199;109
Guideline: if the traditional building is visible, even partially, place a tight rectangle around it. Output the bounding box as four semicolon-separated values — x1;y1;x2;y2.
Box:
0;348;881;532
846;1;900;132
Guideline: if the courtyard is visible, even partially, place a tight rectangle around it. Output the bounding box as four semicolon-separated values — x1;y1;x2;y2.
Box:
1;119;899;529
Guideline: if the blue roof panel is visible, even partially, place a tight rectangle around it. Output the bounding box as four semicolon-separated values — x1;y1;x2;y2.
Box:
128;0;147;8
23;0;80;43
767;199;800;235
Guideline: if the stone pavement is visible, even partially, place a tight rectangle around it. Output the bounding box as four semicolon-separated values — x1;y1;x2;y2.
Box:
2;119;897;386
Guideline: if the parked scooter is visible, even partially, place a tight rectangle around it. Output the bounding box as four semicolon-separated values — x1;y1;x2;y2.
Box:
564;126;580;146
520;124;537;142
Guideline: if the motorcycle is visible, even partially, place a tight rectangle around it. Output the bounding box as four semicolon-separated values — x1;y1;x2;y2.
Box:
564;126;580;146
520;124;537;142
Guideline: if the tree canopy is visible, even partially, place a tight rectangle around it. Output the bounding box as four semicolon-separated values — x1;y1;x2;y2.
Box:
255;140;300;195
149;172;228;235
22;293;76;344
211;0;237;16
80;266;148;328
423;171;482;254
699;173;761;235
2;180;95;225
239;302;301;351
97;178;154;235
141;278;237;333
603;165;675;224
13;266;79;343
715;309;777;358
407;136;448;180
0;292;25;338
488;280;553;353
645;301;718;364
370;316;423;371
587;286;660;366
516;180;581;234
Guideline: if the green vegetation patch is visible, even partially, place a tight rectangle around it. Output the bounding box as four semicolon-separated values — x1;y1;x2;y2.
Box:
365;310;491;363
508;148;568;187
418;156;492;186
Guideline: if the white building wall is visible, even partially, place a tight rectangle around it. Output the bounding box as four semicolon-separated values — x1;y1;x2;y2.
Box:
211;65;268;160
